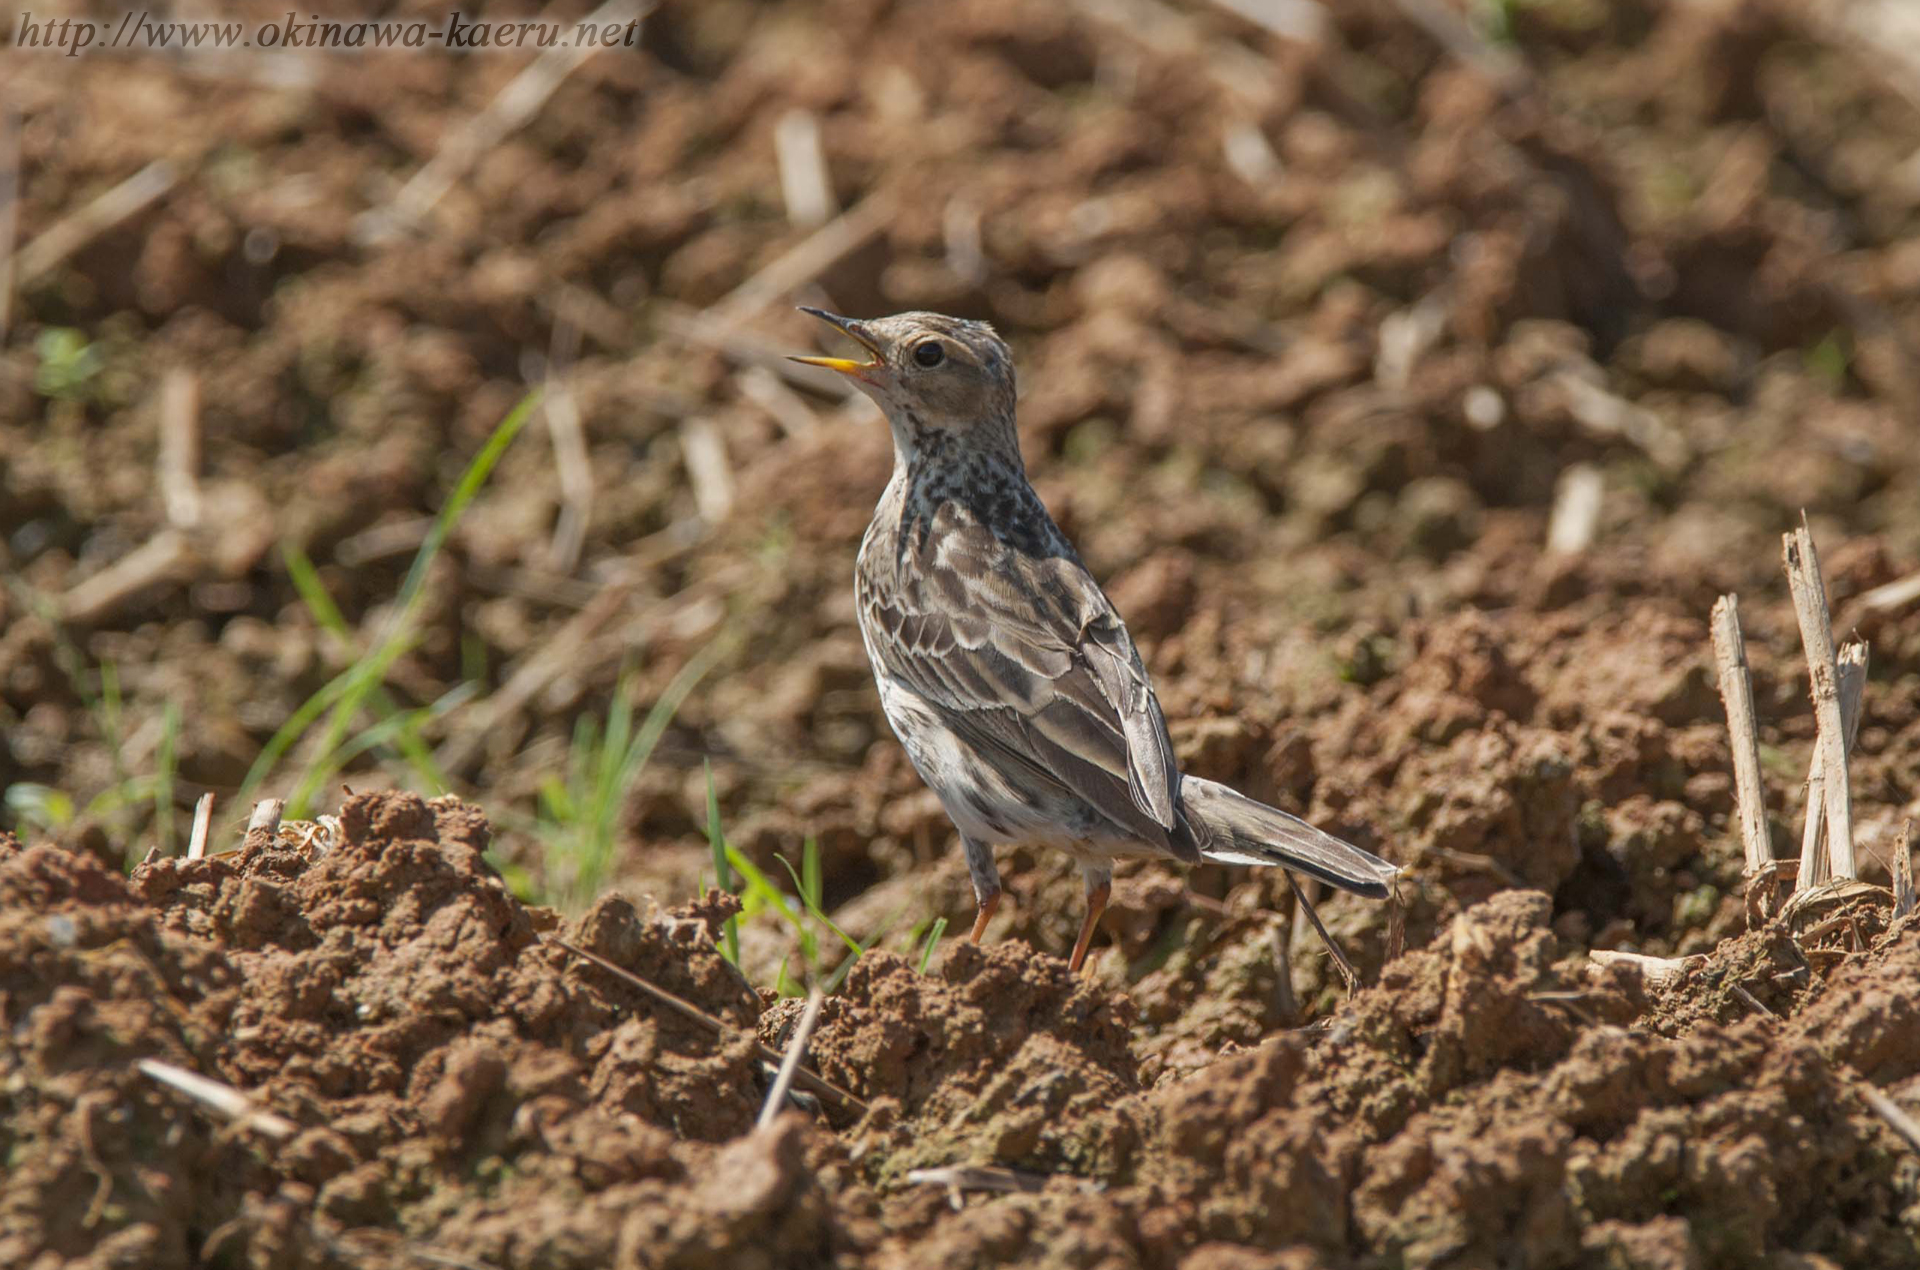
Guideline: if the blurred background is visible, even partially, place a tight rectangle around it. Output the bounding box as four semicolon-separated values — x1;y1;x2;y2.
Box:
3;0;1918;1004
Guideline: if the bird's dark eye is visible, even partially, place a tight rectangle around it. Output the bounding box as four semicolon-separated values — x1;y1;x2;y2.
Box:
912;341;945;368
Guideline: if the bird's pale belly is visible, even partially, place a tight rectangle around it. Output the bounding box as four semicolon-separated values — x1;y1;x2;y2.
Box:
872;672;1131;862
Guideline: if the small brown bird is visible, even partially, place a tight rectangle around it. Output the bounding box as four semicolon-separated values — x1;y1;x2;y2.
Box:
793;308;1397;971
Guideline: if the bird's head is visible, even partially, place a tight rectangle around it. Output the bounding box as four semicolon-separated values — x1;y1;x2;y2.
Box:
790;308;1019;461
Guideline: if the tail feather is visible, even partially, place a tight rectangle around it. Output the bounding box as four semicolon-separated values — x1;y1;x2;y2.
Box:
1180;776;1397;898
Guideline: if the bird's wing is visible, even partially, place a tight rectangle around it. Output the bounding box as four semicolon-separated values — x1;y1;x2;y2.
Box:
865;511;1188;854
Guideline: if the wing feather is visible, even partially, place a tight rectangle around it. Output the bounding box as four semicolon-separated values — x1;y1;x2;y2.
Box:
864;504;1189;855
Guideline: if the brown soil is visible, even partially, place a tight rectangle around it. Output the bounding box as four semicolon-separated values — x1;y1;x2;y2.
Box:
5;799;1916;1267
6;0;1920;1265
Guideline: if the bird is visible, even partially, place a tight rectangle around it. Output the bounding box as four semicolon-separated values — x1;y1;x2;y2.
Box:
790;307;1398;972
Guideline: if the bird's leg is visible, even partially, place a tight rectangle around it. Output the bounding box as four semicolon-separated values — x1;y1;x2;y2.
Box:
969;890;1001;943
963;836;1002;944
1068;865;1113;974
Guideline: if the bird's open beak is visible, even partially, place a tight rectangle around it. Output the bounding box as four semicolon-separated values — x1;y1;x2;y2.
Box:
789;307;884;379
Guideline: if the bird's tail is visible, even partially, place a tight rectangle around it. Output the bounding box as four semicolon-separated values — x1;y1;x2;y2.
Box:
1181;776;1397;898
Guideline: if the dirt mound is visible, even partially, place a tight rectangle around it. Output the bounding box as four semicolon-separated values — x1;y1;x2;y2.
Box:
3;793;867;1268
887;892;1916;1270
7;797;1918;1268
802;940;1141;1179
0;839;236;1268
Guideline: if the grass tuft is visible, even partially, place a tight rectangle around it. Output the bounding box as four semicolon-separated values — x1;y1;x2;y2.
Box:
239;388;543;818
534;641;728;913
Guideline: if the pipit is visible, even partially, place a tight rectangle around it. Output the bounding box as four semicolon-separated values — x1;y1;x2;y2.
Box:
793;308;1397;972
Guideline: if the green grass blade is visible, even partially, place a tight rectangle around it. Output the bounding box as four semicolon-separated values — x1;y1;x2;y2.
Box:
283;541;456;796
775;851;863;958
283;631;421;816
150;701;180;860
917;916;948;974
536;774;573;825
282;541;351;638
537;641;729;913
236;657;368;809
705;758;739;964
823;946;860;993
802;837;822;910
325;683;477;773
251;388;540;816
724;845;805;937
774;955;804;998
579;641;726;905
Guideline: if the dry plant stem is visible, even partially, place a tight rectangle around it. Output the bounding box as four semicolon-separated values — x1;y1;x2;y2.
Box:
543;318;593;575
434;582;635;774
1809;4;1920;117
0;106;19;346
355;0;649;244
75;1092;115;1227
136;1058;297;1138
774;109;837;230
1861;1085;1920;1154
1182;889;1232;919
678;417;736;524
540;283;632;355
1785;524;1857;881
1074;0;1286;107
1285;871;1358;994
468;564;602;610
1374;289;1451;394
158;368;203;530
335;516;433;567
660;304;857;399
1385;881;1406;964
1798;641;1868;890
185;793;215;861
704;193;894;330
943;196;990;284
1383;0;1528;93
1208;0;1328;42
244;798;285;853
1267;921;1298;1021
1426;843;1524;888
736;366;820;437
1546;464;1604;555
1893;820;1915;920
756;987;825;1130
1731;982;1776;1019
61;531;193;624
1709;596;1774;900
1588;949;1702;987
545;937;869;1116
1553;370;1689;469
1221;120;1284;184
904;1166;1050;1194
16;159;179;284
1854;569;1920;616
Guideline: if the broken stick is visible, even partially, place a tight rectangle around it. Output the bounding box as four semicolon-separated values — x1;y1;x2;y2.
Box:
756;987;825;1129
1893;820;1914;921
1783;524;1856;881
185;793;215;861
1709;595;1773;916
1797;640;1868;891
